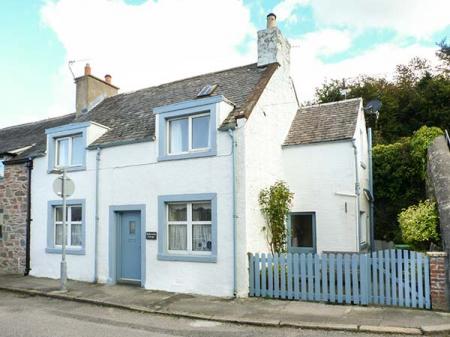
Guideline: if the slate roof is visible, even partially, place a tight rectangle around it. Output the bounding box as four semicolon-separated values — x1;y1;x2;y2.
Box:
284;98;362;146
0;63;277;162
76;63;277;147
0;114;76;162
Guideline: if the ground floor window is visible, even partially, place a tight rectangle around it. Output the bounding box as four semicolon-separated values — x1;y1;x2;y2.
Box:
158;193;217;262
54;205;83;248
46;199;86;255
288;212;316;254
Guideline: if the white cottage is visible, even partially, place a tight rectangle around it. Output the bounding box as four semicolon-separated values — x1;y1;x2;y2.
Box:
0;14;372;297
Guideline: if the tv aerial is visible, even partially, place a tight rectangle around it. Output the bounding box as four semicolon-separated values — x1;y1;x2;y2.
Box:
68;59;91;79
364;99;382;120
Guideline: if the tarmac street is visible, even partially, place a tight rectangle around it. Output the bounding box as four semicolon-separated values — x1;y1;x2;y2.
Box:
0;291;418;337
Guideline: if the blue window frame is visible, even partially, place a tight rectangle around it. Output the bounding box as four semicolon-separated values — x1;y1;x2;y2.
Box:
155;96;223;161
46;122;89;173
158;193;217;263
288;212;316;254
46;199;86;255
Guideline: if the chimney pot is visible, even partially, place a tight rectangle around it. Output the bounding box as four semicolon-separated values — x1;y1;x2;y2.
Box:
104;74;112;84
267;13;277;29
84;63;91;76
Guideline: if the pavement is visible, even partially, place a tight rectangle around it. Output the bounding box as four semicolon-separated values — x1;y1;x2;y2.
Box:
1;274;450;336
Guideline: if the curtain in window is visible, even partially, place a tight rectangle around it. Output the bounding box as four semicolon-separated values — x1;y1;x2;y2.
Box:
71;135;83;165
168;224;187;250
71;223;82;246
57;139;69;166
192;224;212;251
169;119;188;154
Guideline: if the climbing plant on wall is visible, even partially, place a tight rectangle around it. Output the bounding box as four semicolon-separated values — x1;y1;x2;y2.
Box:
259;181;294;254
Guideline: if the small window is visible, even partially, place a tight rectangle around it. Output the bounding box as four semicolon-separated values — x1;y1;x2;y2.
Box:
54;205;83;248
0;209;4;239
166;201;212;254
289;213;316;253
167;113;210;155
55;134;83;168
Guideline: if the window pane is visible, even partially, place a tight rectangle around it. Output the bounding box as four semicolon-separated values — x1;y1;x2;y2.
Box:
55;207;63;222
0;160;4;178
55;223;67;246
192;202;211;221
168;203;187;221
192;224;212;251
192;115;210;149
71;206;82;222
56;138;69;166
71;223;82;246
169;118;188;154
291;214;314;248
168;224;187;250
71;135;84;166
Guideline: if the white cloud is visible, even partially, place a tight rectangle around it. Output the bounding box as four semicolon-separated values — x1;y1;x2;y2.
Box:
40;0;256;117
273;0;310;21
290;33;439;102
311;0;450;38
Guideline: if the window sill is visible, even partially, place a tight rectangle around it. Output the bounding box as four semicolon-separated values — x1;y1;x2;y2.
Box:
157;149;217;162
157;253;216;263
48;165;86;174
46;247;86;255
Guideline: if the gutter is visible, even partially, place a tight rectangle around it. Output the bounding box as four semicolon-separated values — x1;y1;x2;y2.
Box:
368;128;375;251
24;158;33;276
94;147;101;282
352;139;361;251
227;129;237;297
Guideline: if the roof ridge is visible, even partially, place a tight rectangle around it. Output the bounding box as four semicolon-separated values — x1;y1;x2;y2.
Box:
0;113;76;132
118;63;259;97
300;97;362;110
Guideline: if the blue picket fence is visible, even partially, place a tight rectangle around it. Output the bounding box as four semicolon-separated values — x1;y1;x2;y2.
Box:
248;250;430;309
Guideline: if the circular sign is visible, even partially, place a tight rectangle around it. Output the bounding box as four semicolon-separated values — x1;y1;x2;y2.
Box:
53;176;75;198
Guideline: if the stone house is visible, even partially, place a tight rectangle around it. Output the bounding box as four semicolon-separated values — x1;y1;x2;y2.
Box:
0;14;372;296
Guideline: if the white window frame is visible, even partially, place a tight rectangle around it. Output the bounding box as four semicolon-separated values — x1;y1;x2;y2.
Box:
166;201;212;256
55;133;83;168
0;156;4;179
166;112;211;156
54;204;83;249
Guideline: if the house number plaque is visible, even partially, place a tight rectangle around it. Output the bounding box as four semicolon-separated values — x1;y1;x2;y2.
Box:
146;232;157;240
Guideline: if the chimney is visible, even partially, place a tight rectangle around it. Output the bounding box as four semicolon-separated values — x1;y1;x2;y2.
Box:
257;13;291;69
75;64;119;117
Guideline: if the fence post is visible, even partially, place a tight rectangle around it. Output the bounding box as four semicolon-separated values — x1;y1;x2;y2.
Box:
427;252;449;311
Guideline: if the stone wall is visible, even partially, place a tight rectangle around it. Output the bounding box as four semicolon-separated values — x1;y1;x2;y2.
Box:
0;163;28;274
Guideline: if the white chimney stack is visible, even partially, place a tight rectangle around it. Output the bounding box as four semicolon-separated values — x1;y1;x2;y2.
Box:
257;13;291;69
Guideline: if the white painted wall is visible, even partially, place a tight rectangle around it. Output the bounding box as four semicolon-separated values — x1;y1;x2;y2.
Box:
282;140;358;253
31;101;236;297
235;66;298;296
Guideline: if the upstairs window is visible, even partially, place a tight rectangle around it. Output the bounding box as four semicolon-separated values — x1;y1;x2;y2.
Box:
168;113;210;155
55;134;84;168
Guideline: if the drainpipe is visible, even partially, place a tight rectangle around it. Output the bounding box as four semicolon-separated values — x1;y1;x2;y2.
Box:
368;128;375;252
94;147;101;282
352;140;361;251
227;129;237;297
24;158;33;276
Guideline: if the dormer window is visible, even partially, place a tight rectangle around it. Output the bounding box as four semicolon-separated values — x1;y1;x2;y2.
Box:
55;134;84;168
155;96;223;162
168;113;210;155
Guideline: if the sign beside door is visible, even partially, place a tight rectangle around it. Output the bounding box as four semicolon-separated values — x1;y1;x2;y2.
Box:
146;232;157;240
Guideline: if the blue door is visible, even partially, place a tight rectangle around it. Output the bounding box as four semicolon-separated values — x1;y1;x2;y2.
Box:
118;211;141;283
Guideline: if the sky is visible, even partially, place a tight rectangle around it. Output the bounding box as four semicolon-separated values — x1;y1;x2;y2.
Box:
0;0;449;128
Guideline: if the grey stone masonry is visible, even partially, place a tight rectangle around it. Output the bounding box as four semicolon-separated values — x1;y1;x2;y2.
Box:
0;163;28;274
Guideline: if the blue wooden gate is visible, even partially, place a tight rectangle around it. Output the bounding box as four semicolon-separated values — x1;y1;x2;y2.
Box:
248;250;430;309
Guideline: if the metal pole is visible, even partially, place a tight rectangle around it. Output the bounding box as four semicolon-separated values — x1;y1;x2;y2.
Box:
60;168;67;291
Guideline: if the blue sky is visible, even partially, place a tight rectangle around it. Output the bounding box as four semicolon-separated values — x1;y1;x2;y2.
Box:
1;0;449;128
